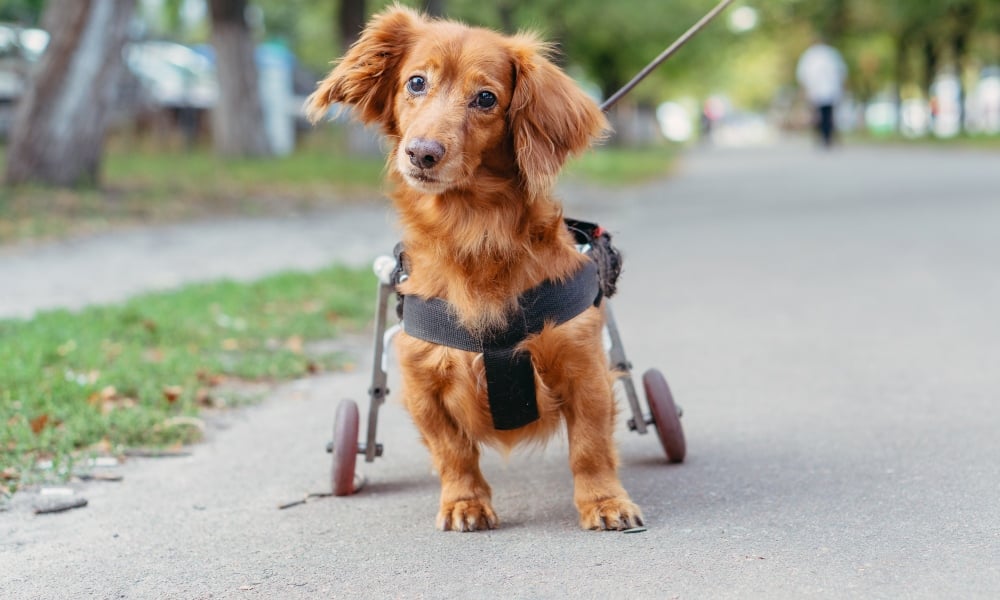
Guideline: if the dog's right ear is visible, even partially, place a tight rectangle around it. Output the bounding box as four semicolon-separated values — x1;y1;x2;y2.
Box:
305;6;421;132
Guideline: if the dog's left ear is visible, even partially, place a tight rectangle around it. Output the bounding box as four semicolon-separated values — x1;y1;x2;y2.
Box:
507;36;609;200
305;7;422;133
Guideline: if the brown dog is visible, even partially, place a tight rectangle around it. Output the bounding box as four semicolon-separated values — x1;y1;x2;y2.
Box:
307;6;642;531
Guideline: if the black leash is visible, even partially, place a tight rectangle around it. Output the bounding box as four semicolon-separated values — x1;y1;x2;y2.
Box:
599;0;736;113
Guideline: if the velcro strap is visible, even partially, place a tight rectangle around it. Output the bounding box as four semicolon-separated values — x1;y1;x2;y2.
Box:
483;347;539;430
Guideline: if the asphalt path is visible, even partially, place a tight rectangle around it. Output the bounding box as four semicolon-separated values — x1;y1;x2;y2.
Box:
2;139;999;598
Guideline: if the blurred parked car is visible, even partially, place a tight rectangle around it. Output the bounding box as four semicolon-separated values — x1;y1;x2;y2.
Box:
126;40;218;111
0;23;48;138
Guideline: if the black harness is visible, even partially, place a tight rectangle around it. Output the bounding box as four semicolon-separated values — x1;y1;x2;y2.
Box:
392;219;622;430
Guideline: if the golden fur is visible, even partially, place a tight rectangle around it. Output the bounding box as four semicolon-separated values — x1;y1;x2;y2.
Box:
307;6;642;531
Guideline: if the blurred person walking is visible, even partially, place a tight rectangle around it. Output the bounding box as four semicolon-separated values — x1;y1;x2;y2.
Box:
796;39;847;148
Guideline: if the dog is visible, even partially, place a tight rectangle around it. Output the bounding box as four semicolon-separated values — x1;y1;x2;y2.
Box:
306;5;642;532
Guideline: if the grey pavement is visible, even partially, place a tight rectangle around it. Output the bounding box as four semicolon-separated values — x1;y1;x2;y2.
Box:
0;205;400;320
2;139;999;598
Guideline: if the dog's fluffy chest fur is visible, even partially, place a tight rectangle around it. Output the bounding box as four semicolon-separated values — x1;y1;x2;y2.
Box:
393;185;588;334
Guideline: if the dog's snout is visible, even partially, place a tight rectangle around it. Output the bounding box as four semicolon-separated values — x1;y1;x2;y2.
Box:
406;138;445;170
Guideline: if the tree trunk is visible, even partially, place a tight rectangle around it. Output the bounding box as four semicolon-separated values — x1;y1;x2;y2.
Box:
950;2;977;133
339;0;365;50
498;1;515;33
423;0;445;17
893;30;911;133
953;32;967;131
4;0;135;187
922;36;937;102
209;0;271;157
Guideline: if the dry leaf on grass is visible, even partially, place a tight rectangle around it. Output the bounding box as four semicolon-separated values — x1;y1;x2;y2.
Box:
29;414;50;434
285;335;304;354
163;385;183;404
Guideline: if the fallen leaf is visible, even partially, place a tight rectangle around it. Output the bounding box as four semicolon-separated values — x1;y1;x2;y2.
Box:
196;388;215;407
1;467;19;481
89;438;113;454
221;338;239;351
285;336;304;354
30;414;50;434
89;387;136;414
163;385;183;404
196;370;226;386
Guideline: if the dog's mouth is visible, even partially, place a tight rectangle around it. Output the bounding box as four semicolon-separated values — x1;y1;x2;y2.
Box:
410;171;437;184
402;169;452;193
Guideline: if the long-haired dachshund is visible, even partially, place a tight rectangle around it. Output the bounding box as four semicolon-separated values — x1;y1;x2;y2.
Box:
307;5;642;531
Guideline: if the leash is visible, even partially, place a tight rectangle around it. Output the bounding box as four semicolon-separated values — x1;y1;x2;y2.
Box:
599;0;736;113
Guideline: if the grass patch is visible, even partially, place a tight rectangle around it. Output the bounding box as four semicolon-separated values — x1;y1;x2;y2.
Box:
850;131;1000;150
0;264;374;493
0;127;388;245
564;144;679;185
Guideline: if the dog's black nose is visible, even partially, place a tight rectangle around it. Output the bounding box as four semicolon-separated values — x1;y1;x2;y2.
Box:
405;138;445;170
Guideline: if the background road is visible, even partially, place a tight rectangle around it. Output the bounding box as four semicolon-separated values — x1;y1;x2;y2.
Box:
3;139;999;598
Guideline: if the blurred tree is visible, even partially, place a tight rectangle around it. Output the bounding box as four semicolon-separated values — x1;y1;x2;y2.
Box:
208;0;272;156
947;1;978;127
4;0;136;187
340;0;365;50
423;0;445;17
0;0;45;25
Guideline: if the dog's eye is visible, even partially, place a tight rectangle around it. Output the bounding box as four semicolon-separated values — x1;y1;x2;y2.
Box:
473;91;497;109
407;76;427;95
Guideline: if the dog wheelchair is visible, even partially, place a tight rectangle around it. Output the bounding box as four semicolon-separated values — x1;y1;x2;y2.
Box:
325;221;686;496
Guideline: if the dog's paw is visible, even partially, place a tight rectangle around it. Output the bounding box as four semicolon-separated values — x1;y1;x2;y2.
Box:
436;499;499;532
578;497;644;531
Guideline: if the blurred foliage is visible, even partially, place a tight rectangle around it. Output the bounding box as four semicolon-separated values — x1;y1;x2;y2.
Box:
0;0;45;25
251;0;1000;110
7;0;1000;113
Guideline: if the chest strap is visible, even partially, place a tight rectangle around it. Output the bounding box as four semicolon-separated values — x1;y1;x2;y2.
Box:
402;260;602;430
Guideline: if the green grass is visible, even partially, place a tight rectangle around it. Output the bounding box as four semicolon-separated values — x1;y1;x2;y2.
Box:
0;128;389;245
0;265;375;494
850;131;1000;150
565;144;679;185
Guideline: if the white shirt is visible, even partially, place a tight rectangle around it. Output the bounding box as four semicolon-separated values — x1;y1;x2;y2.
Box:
796;43;847;105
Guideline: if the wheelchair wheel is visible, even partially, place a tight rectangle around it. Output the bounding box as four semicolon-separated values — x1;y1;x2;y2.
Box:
642;369;686;463
331;399;360;496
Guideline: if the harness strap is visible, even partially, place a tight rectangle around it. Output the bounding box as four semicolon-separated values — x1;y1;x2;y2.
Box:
402;260;602;430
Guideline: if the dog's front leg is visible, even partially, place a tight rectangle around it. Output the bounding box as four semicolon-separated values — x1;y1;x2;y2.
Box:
399;343;498;532
420;421;498;532
562;375;644;531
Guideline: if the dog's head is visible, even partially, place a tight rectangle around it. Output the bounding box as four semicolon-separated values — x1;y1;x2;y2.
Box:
306;6;608;200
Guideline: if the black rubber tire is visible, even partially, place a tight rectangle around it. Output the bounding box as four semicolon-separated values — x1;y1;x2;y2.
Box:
331;399;360;496
642;369;686;463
